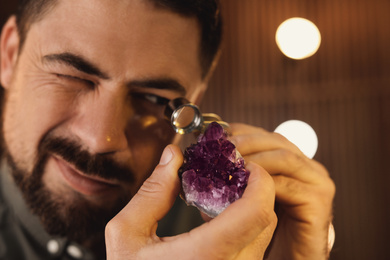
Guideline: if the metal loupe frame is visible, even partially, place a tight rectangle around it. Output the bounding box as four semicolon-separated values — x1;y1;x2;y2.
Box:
165;97;230;135
171;103;204;134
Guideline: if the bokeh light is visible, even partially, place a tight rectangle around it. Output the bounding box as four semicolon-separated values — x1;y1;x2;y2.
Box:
276;17;321;60
274;120;318;159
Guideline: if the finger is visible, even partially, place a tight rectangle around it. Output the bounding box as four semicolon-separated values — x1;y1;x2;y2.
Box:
188;162;277;257
138;163;277;259
229;123;269;136
243;149;328;183
234;215;278;259
272;175;312;205
273;173;336;205
229;124;303;157
107;145;183;238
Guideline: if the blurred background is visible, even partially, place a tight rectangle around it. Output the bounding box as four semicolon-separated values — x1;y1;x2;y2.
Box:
1;0;389;259
202;1;390;259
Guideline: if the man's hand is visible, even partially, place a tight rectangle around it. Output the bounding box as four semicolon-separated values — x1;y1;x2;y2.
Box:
105;144;277;260
229;123;336;260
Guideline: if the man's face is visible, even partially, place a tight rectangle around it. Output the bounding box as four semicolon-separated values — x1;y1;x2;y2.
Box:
1;0;204;244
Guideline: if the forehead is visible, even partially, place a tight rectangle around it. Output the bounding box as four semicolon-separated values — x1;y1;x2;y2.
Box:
27;0;203;87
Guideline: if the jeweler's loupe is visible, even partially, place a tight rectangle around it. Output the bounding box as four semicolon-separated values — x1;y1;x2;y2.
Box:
165;98;229;134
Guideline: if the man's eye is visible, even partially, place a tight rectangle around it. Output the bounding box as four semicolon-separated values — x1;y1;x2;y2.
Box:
131;93;170;106
56;74;95;88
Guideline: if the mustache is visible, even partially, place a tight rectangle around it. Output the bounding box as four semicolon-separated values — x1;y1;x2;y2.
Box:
40;136;135;183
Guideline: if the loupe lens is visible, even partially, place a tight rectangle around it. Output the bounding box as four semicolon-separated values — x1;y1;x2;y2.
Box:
172;104;203;134
165;98;230;135
165;98;203;134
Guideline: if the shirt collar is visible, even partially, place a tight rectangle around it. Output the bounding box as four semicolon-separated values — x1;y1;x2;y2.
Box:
0;161;96;259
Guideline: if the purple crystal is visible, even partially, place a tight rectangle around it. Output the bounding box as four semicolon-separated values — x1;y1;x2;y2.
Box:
180;122;250;218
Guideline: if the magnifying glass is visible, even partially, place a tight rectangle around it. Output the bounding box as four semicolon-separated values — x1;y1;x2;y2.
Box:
165;98;229;134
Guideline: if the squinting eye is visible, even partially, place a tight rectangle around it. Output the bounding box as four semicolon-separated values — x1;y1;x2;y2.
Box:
131;93;170;106
56;74;95;88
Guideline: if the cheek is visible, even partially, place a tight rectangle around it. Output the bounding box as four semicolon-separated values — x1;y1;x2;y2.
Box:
126;117;176;181
2;79;75;171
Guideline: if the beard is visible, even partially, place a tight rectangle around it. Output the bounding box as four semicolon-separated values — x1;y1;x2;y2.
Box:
5;134;137;254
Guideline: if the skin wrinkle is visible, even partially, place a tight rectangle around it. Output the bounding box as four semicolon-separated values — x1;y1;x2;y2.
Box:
1;0;205;255
43;52;111;80
1;1;335;259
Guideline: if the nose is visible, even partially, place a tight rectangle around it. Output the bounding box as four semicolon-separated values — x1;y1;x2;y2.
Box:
70;90;130;154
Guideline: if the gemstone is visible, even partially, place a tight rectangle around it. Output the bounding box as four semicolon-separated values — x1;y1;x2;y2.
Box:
179;122;250;218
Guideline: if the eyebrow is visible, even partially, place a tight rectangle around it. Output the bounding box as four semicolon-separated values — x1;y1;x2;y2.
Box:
129;79;187;96
42;52;110;79
42;52;187;95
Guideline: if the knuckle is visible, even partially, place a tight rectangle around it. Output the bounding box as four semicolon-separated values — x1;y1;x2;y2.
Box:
276;175;308;199
302;211;324;227
138;177;165;197
266;210;278;225
271;132;287;142
313;160;332;177
105;218;121;241
105;216;144;250
253;204;277;229
284;178;305;194
310;161;336;197
279;149;307;171
329;178;336;196
105;220;113;237
270;211;278;229
320;177;336;202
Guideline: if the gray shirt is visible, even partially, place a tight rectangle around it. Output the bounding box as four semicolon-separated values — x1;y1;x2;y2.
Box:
0;163;203;260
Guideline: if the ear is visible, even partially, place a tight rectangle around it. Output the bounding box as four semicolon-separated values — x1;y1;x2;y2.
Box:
1;16;20;89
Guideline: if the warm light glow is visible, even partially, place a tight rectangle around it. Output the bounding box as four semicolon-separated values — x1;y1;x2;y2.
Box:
276;17;321;60
140;115;158;128
274;120;318;159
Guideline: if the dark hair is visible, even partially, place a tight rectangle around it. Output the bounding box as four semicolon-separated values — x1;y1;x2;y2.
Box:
15;0;59;53
15;0;222;79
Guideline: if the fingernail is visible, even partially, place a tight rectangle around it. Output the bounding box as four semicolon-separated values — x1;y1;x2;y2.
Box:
159;146;173;165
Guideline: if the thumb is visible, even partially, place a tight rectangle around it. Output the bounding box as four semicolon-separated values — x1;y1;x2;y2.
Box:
109;145;183;237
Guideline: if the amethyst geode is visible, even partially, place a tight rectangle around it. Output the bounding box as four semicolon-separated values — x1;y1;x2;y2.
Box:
179;122;250;218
